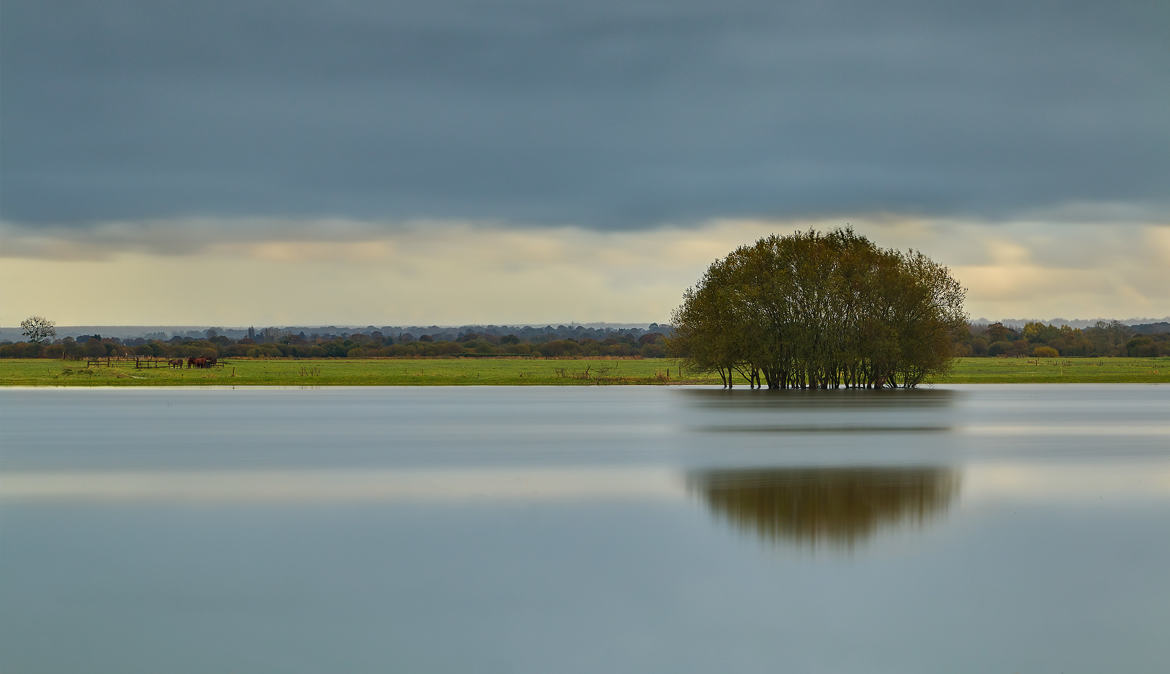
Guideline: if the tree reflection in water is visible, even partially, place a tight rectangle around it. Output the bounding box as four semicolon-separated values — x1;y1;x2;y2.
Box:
687;466;960;548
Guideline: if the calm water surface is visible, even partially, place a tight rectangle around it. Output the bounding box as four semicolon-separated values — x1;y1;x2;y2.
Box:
2;385;1168;673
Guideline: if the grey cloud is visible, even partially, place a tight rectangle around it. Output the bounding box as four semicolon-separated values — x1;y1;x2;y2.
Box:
2;0;1166;229
0;216;392;260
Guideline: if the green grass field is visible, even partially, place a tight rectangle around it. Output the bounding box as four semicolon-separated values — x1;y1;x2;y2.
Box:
932;356;1169;383
0;356;1167;386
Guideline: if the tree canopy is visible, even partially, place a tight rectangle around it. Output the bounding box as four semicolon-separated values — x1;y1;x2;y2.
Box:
670;228;966;389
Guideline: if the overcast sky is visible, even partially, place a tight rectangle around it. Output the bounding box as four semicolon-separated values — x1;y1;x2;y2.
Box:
2;0;1167;325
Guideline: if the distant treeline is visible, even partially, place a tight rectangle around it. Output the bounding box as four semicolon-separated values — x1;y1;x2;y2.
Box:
2;320;1167;359
955;320;1170;357
0;325;672;359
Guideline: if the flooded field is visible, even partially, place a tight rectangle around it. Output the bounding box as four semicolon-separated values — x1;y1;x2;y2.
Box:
2;385;1168;673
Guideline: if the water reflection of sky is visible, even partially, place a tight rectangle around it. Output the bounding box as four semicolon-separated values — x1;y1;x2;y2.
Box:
3;386;1170;673
2;385;1169;564
4;462;1168;502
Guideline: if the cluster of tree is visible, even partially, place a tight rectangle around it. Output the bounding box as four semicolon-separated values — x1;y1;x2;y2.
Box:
670;229;967;389
953;320;1170;357
0;324;669;359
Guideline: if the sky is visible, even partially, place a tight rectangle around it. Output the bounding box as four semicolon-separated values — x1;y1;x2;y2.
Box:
1;0;1167;326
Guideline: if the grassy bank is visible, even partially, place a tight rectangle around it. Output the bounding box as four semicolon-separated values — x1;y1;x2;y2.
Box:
0;357;689;386
1;357;1168;386
933;357;1168;383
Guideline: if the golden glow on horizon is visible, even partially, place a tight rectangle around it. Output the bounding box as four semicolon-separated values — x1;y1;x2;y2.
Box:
1;218;1166;325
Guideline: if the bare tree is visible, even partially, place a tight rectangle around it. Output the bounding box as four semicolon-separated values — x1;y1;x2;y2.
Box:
21;316;57;344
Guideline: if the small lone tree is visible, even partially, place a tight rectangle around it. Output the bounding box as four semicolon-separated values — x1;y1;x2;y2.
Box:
21;316;56;343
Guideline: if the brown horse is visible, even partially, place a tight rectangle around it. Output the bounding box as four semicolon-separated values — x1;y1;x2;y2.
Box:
168;358;184;369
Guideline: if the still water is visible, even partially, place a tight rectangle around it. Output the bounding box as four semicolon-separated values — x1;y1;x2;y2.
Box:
1;385;1168;673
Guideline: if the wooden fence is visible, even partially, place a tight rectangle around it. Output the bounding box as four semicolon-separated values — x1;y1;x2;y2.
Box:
83;356;225;369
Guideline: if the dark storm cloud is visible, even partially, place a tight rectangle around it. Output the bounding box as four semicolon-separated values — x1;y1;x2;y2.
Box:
2;0;1166;228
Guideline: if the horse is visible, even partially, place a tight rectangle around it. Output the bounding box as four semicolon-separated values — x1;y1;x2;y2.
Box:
168;358;184;369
